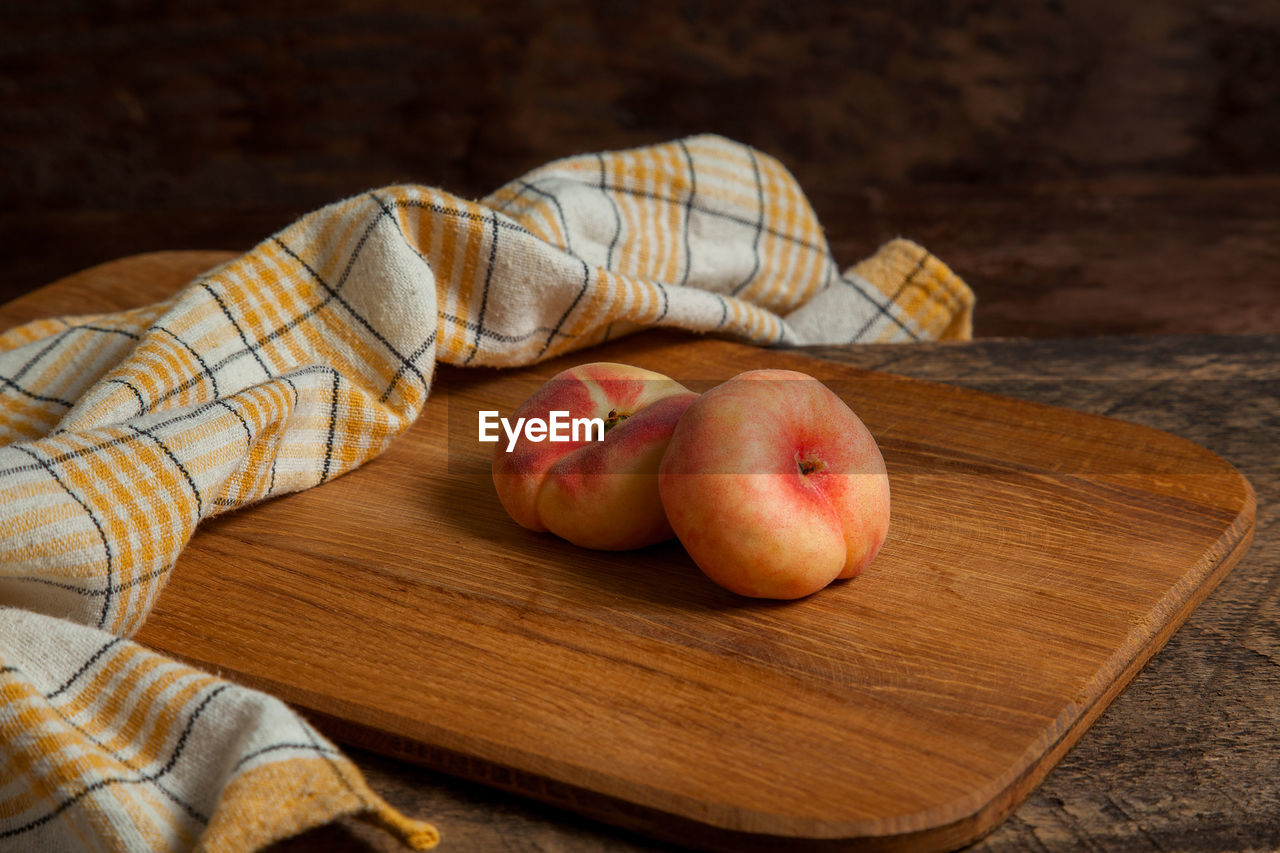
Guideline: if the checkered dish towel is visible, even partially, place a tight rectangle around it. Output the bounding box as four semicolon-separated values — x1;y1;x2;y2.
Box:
0;135;972;851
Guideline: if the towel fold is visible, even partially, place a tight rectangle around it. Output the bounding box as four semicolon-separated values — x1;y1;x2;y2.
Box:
0;135;972;851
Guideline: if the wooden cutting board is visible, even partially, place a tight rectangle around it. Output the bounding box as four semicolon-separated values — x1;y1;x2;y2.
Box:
6;255;1256;851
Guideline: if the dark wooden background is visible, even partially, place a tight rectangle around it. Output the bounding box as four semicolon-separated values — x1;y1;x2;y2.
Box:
3;0;1278;337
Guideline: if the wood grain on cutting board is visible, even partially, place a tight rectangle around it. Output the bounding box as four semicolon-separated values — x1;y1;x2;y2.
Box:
4;255;1256;851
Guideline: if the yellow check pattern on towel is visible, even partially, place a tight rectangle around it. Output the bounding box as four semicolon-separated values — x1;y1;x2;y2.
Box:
0;135;972;851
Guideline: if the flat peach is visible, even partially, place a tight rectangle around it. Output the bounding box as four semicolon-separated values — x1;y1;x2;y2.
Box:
491;362;697;550
659;369;890;598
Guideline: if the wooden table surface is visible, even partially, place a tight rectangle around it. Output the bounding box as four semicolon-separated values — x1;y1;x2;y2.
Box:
3;254;1273;851
253;332;1278;852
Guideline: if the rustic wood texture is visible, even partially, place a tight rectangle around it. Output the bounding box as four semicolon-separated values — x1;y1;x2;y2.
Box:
3;2;1280;337
5;255;1259;850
